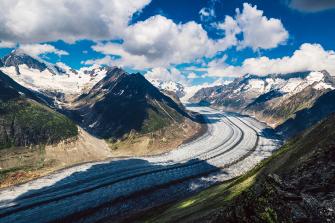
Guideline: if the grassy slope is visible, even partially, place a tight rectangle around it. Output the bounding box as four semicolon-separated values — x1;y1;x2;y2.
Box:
146;113;335;223
0;74;78;186
0;98;78;149
141;100;184;134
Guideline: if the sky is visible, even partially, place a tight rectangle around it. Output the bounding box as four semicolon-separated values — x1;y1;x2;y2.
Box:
0;0;335;87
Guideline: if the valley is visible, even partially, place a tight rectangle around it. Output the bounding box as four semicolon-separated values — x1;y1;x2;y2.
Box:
0;105;281;223
0;51;203;188
0;50;334;223
1;1;335;222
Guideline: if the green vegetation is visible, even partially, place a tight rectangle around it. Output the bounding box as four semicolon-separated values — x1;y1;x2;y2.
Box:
141;101;184;134
142;108;171;133
0;98;78;149
145;113;335;223
0;145;47;182
145;144;289;223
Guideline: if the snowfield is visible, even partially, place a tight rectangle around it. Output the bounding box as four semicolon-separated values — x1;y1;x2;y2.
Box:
0;106;281;223
0;64;107;95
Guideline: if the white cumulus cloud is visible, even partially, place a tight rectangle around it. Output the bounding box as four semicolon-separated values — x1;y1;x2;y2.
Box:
90;15;222;69
0;41;16;48
0;0;151;43
89;3;289;70
144;67;188;84
215;3;288;51
205;43;335;77
18;44;69;57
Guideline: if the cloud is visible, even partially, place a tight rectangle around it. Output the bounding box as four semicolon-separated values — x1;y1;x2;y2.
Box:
83;55;115;66
187;72;198;79
144;67;188;84
0;41;16;48
199;7;215;21
0;0;151;43
90;15;224;69
199;0;218;22
289;0;335;12
205;43;335;77
90;4;288;70
88;43;151;69
84;3;288;74
18;44;69;57
218;3;288;51
214;15;241;48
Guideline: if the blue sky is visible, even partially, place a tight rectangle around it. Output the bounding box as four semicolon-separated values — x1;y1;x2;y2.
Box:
1;0;335;86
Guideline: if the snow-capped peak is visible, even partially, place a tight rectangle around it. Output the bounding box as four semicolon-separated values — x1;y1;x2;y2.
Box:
236;71;335;96
149;79;186;98
0;52;108;96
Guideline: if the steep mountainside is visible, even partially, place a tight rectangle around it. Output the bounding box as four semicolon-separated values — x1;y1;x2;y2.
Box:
276;89;335;137
148;112;335;223
190;71;335;135
0;71;78;149
65;68;189;138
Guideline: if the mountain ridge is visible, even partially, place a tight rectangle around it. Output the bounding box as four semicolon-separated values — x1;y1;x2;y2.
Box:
65;68;190;138
190;70;335;137
0;70;78;149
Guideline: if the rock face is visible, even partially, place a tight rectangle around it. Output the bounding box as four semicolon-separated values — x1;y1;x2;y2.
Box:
276;89;335;137
0;71;78;149
190;71;335;137
65;68;189;138
1;50;48;73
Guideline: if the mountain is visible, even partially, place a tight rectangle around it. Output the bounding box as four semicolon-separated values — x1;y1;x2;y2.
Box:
190;71;335;134
149;79;186;98
0;51;195;140
1;50;48;73
64;68;189;138
0;51;108;97
149;109;335;223
276;89;335;137
189;85;226;105
0;71;78;149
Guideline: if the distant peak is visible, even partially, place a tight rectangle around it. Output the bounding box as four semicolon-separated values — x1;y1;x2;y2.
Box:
8;48;34;58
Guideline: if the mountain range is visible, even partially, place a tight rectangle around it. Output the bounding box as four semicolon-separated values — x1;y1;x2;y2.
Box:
150;97;335;223
190;70;335;137
1;50;335;222
150;79;186;98
63;67;188;138
0;51;193;139
0;50;202;187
